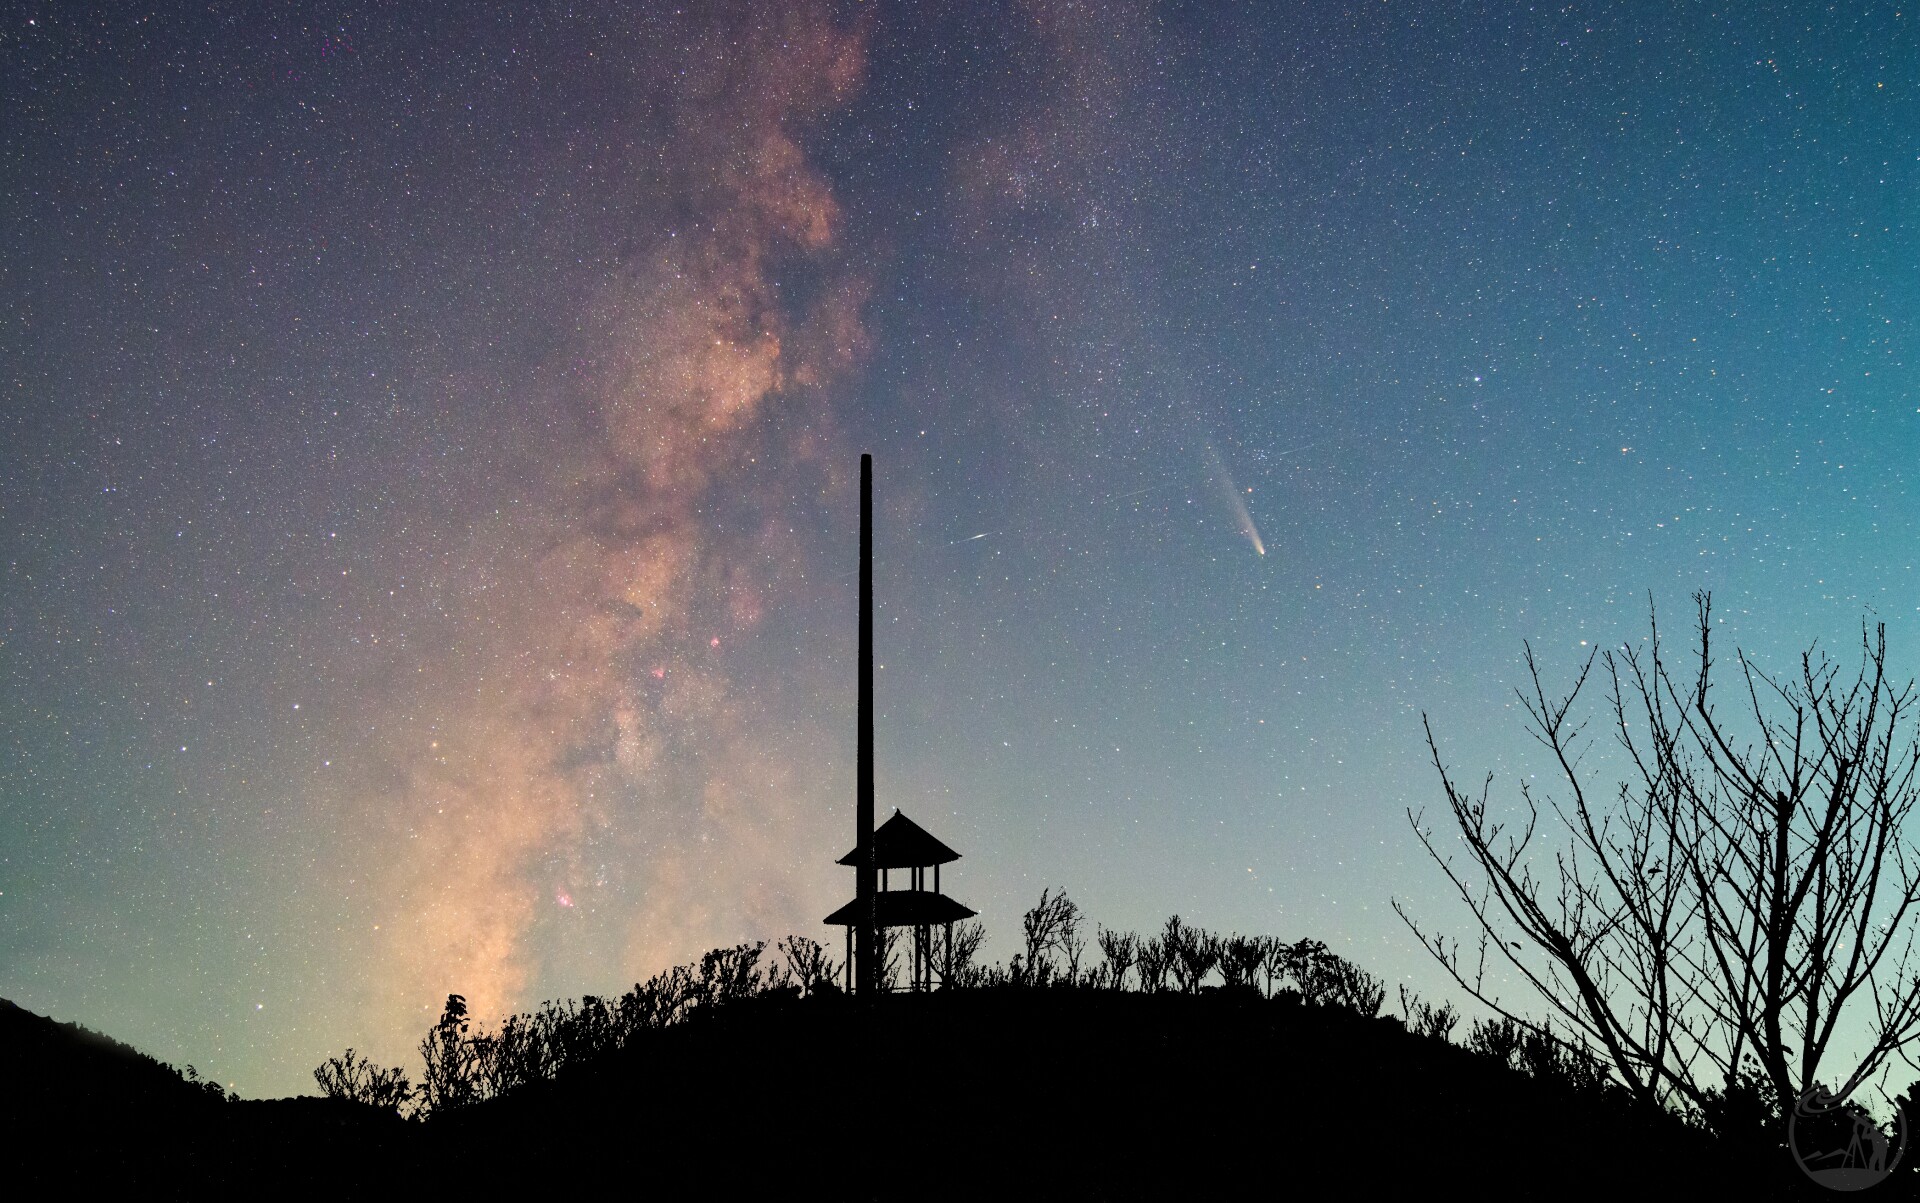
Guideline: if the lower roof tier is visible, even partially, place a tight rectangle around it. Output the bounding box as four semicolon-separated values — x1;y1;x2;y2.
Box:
823;889;977;928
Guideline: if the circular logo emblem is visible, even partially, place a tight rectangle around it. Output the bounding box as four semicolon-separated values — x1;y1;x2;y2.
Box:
1789;1084;1907;1191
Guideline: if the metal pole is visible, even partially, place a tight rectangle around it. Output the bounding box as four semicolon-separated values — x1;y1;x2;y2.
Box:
857;454;878;996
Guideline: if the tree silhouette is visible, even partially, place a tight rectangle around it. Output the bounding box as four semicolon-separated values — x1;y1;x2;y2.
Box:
1400;593;1920;1116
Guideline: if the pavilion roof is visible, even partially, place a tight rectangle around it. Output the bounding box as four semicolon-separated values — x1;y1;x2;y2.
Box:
823;889;977;929
837;810;961;869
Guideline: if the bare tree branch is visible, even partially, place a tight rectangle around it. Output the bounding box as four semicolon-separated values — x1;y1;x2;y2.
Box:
1397;593;1920;1118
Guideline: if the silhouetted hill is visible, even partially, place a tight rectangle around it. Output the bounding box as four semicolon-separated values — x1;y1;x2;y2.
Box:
5;990;1858;1197
3;997;406;1188
448;988;1835;1199
1;997;227;1114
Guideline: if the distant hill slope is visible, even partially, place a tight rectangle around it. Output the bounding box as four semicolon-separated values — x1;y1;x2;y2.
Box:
1;997;225;1113
0;991;1850;1197
3;996;403;1187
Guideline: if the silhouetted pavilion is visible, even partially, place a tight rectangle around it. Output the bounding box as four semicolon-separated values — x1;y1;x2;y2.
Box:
825;809;976;991
823;453;974;992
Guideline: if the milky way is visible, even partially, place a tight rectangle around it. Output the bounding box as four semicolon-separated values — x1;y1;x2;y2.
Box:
337;1;872;1049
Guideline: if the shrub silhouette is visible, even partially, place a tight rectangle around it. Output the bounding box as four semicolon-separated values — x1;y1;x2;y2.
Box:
290;872;1920;1202
1096;927;1138;991
1217;934;1265;992
352;898;1676;1145
878;927;905;990
1267;938;1384;1017
313;1048;414;1114
1016;888;1083;987
1257;935;1290;997
1284;938;1337;1005
1517;1024;1608;1094
774;935;837;997
1162;915;1219;993
1135;934;1171;993
418;994;482;1115
936;919;987;987
1328;956;1385;1018
177;1062;237;1104
695;943;766;1007
1467;1015;1524;1071
1396;985;1460;1042
1697;1056;1786;1148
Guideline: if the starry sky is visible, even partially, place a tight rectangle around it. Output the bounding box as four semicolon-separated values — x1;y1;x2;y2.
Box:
3;1;1917;1098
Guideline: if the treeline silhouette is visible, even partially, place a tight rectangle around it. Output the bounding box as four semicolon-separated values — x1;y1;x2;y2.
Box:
287;892;1890;1198
314;902;1449;1120
11;894;1903;1195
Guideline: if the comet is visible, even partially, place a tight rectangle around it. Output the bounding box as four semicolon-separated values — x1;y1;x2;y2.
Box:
1204;442;1267;557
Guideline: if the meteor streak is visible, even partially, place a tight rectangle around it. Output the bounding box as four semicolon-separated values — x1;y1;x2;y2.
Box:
1105;482;1177;503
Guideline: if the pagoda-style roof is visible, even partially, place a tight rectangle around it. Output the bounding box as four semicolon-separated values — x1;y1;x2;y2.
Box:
836;809;961;869
823;889;978;929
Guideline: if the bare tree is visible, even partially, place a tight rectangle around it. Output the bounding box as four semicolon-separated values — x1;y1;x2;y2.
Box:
1097;927;1139;991
1018;888;1084;987
1397;594;1920;1115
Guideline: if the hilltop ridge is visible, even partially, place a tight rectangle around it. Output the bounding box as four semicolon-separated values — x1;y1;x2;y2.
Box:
4;988;1830;1197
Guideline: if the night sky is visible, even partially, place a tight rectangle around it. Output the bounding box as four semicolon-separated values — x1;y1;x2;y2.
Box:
4;1;1917;1099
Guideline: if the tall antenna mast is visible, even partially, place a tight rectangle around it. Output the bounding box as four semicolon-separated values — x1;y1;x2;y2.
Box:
856;453;878;995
